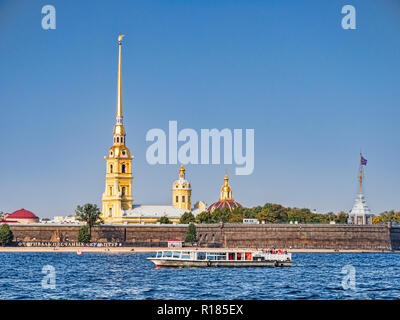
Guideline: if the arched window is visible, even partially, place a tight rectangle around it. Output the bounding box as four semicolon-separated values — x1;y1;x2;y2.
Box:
122;164;126;173
110;165;113;173
117;137;120;143
182;196;185;203
176;195;179;203
109;186;112;196
122;187;126;196
109;207;112;217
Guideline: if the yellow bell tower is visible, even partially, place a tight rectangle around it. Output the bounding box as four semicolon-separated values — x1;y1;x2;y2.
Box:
172;165;192;211
102;34;133;223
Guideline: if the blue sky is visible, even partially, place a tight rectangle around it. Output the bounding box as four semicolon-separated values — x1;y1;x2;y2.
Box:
0;0;399;218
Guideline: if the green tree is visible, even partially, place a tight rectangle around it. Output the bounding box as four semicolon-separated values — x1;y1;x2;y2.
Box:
75;203;103;239
229;213;244;223
158;216;172;224
195;211;213;223
78;225;91;243
0;224;14;246
179;212;195;224
335;211;348;224
212;207;232;223
185;223;197;242
257;208;278;223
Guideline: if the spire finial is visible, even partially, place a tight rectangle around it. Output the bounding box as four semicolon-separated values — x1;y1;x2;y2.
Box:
179;164;185;178
116;34;125;124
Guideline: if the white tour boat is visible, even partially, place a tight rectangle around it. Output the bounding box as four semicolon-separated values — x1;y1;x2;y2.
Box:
147;249;293;268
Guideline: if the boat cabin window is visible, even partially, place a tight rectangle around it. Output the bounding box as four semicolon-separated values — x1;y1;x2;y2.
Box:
206;252;226;261
245;252;252;261
237;253;242;260
156;252;162;258
181;252;190;259
163;251;172;258
172;251;181;258
197;252;206;260
228;253;236;260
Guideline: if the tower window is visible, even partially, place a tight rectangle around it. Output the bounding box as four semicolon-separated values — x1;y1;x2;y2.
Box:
110;165;113;173
122;164;126;173
182;196;185;203
109;186;112;196
122;187;126;196
176;195;178;203
109;207;112;217
117;137;120;143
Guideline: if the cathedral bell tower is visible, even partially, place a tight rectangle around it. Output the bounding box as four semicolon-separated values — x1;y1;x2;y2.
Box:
172;165;192;211
101;35;133;223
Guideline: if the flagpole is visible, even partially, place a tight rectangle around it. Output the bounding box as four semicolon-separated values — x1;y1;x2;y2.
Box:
359;154;362;194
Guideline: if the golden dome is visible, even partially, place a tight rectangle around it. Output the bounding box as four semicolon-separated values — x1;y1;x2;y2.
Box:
173;164;191;189
221;175;232;199
208;172;241;212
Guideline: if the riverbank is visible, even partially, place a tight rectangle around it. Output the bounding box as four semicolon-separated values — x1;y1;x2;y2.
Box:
0;247;395;253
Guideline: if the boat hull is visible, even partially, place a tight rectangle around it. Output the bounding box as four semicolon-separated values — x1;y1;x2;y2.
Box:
147;258;293;268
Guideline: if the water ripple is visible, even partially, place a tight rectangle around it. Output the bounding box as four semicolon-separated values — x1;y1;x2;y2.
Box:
0;252;399;300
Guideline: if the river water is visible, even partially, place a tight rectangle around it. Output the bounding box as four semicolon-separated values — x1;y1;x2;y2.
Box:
0;252;399;300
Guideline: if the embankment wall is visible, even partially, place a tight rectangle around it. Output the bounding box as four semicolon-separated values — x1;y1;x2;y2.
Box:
7;223;400;250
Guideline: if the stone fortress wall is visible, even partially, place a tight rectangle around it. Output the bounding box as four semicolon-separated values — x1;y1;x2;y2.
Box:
7;223;400;251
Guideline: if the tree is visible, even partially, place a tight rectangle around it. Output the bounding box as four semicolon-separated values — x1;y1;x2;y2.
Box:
158;216;172;224
185;223;197;242
195;211;213;223
372;216;382;225
212;207;232;223
229;213;244;223
75;203;103;239
257;208;278;223
179;212;195;224
0;224;14;246
78;225;91;243
335;211;348;224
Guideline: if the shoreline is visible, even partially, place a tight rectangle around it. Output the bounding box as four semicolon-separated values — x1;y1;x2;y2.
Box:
0;247;396;253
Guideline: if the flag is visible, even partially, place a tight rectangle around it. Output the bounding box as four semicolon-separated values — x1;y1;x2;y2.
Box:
361;155;367;166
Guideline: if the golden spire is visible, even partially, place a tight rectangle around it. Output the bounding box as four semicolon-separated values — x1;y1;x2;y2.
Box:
116;34;125;124
179;164;185;179
220;171;232;200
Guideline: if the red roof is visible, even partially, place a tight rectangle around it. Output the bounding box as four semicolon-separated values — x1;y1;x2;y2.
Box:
7;208;39;220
